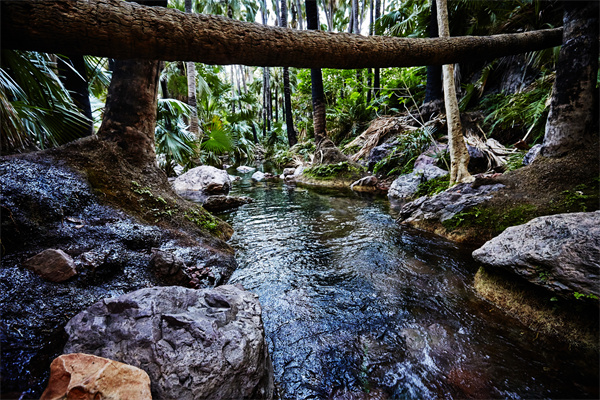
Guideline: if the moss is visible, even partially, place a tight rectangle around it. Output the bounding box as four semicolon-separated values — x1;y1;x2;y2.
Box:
443;203;537;235
184;208;219;233
304;161;365;181
414;175;450;197
550;180;599;213
474;267;599;350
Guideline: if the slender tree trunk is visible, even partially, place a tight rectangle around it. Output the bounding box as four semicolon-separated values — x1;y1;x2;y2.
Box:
261;1;272;138
366;0;374;103
60;54;93;136
541;0;599;157
296;0;305;30
424;0;443;104
184;0;199;137
3;0;563;69
436;0;472;184
373;0;381;98
306;0;326;143
281;0;297;146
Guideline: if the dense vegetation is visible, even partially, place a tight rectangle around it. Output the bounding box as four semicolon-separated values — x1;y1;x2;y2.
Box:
0;0;570;179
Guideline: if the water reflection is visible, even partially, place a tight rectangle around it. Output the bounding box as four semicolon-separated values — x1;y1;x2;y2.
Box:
218;176;598;399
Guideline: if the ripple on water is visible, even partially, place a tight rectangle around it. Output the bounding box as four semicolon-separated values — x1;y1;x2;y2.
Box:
219;178;599;400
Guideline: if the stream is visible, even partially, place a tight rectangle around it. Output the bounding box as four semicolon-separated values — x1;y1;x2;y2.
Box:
217;171;599;399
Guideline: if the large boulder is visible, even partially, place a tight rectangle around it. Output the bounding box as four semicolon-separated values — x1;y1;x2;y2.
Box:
63;285;274;400
40;353;152;400
173;166;231;200
472;211;600;298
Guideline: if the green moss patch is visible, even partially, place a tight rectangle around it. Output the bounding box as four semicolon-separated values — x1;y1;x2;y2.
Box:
414;175;450;198
442;204;537;235
304;161;365;181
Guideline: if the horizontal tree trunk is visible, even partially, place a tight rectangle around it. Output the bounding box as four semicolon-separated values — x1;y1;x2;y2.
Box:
2;0;562;69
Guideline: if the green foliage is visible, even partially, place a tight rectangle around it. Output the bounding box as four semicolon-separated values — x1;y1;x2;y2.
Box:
0;50;91;153
131;181;177;221
304;161;365;181
574;292;599;301
480;74;554;143
414;175;450;197
504;151;526;172
155;98;197;176
442;204;537;234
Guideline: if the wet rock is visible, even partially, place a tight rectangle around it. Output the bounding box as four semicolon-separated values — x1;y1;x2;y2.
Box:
202;195;253;213
64;285;274;400
23;249;76;282
414;143;448;170
149;249;188;286
473;211;600;298
40;353;152;400
367;142;394;171
398;182;504;223
282;167;296;177
523;144;542;166
350;176;379;192
388;165;448;201
237;165;256;173
252;171;266;181
173;165;231;197
0;158;237;397
467;145;488;174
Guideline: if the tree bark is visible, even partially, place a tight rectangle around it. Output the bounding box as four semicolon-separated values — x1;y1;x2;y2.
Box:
437;0;472;184
424;0;443;104
96;59;160;166
306;0;326;142
541;1;599;157
373;0;381;98
281;0;298;147
1;0;563;69
184;0;199;138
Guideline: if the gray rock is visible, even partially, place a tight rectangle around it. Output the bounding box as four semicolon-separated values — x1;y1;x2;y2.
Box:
282;168;296;177
173;166;231;197
236;165;256;173
367;142;394;171
473;211;600;298
64;285;274;400
202;195;253;213
252;171;266;181
467;145;488;174
398;182;504;223
388;172;422;201
388;165;448;201
523;144;542;166
23;249;76;282
149;249;189;286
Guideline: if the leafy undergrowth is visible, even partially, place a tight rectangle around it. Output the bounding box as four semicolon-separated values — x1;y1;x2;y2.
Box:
474;267;599;351
43;137;233;246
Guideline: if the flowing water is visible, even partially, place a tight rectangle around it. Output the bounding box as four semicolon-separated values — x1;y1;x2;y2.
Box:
219;172;598;399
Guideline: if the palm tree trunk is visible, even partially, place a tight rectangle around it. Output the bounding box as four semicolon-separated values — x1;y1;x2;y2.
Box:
281;0;298;146
184;0;199;138
436;0;472;184
306;0;326;142
424;0;443;104
541;0;599;157
296;0;305;30
373;0;381;98
60;54;93;136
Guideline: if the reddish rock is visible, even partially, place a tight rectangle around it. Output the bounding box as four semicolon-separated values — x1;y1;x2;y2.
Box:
23;249;77;282
40;353;152;400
